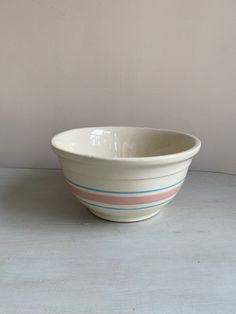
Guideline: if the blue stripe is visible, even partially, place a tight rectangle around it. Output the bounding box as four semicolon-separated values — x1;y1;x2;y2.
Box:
65;177;184;194
80;199;171;211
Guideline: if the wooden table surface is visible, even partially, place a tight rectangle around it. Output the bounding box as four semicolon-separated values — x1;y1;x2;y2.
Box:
0;168;236;314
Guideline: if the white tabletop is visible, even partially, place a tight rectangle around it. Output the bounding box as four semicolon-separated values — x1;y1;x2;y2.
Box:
0;168;236;314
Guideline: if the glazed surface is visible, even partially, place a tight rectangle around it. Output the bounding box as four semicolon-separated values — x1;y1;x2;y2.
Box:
52;127;198;158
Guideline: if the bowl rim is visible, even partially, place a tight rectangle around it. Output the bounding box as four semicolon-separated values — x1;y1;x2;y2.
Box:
51;126;201;165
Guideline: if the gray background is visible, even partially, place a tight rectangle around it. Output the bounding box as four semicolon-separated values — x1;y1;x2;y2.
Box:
0;0;235;173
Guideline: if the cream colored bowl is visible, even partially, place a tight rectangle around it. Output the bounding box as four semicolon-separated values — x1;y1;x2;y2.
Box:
51;127;201;222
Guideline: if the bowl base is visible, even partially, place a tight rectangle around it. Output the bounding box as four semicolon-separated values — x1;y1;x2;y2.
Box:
87;207;162;223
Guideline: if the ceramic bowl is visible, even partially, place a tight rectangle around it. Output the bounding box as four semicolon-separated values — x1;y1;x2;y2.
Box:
51;127;201;222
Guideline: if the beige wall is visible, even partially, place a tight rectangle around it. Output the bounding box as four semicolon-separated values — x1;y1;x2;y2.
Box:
0;0;235;173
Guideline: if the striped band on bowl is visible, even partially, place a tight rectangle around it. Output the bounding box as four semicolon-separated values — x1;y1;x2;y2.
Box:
80;198;172;211
66;177;184;206
65;177;184;194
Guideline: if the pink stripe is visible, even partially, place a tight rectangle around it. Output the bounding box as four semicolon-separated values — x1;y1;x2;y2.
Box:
68;184;182;205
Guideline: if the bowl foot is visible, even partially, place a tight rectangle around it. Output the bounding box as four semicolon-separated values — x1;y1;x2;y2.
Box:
87;207;162;223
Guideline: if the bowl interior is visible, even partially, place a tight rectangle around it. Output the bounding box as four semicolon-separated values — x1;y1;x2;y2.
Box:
52;127;198;159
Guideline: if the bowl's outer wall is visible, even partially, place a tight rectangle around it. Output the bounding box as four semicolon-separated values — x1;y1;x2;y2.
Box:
56;153;192;221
